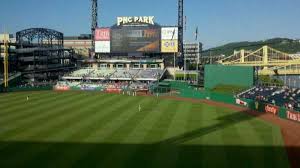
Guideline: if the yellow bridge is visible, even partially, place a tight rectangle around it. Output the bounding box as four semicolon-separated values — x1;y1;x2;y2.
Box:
218;45;300;75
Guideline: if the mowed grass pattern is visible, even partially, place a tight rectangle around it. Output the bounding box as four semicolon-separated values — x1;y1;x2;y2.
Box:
0;91;290;168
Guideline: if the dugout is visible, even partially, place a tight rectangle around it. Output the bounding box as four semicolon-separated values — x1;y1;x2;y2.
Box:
204;65;254;90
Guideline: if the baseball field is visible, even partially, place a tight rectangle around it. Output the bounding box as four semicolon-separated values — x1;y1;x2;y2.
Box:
0;91;290;167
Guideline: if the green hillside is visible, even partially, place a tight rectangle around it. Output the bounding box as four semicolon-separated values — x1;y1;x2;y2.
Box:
203;38;300;56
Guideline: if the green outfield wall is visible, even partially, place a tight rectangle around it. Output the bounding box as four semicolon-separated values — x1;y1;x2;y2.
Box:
204;65;254;89
167;81;299;124
7;85;53;92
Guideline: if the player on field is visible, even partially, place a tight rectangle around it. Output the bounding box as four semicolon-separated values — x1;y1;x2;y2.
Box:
139;104;141;112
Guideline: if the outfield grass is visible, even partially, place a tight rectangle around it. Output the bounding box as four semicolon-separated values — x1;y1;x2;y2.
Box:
211;85;249;95
0;91;289;168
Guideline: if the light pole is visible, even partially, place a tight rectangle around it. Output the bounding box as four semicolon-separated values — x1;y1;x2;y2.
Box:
196;43;200;85
184;41;186;81
172;28;176;81
3;35;9;89
174;52;176;80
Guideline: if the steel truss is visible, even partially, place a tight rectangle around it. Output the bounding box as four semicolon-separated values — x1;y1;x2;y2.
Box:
15;28;75;82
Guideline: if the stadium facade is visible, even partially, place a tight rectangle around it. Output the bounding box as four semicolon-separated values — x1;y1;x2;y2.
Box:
0;29;77;87
56;16;191;93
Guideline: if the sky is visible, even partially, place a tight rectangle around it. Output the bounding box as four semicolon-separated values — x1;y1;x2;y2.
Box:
1;0;300;48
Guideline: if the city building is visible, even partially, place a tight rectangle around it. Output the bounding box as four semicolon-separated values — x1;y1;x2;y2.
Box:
183;42;202;64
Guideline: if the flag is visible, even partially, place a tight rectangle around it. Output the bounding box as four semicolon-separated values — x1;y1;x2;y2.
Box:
195;27;198;41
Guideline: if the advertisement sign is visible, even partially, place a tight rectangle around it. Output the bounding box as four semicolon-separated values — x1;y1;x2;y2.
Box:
264;104;279;115
286;111;300;122
95;41;110;53
80;87;95;91
161;40;178;53
106;88;122;93
54;86;70;91
236;99;248;106
80;85;99;91
95;28;110;41
161;27;178;40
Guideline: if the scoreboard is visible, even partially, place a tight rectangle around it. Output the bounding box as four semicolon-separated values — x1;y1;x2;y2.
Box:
95;16;178;54
111;27;160;53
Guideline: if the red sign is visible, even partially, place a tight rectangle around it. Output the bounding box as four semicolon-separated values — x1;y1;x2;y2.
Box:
264;104;279;115
54;86;70;91
105;88;121;93
286;111;300;122
236;99;247;106
95;28;110;41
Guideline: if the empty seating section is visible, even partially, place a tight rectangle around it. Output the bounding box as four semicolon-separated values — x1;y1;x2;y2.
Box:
58;68;165;92
90;69;115;78
68;69;93;77
64;68;164;80
110;70;131;79
136;69;164;79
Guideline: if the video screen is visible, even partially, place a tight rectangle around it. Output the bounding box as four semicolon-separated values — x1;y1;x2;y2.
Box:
111;27;160;53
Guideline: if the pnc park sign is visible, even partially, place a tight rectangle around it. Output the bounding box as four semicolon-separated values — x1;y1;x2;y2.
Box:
117;16;155;26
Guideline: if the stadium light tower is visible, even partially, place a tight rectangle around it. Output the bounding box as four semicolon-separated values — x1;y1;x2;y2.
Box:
91;0;98;57
178;0;184;69
3;35;9;88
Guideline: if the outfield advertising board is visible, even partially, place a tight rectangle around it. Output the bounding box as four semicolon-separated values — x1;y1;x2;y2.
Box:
106;88;122;93
286;111;300;122
236;99;248;106
54;86;70;91
161;40;178;53
80;85;100;91
95;41;110;53
264;104;279;115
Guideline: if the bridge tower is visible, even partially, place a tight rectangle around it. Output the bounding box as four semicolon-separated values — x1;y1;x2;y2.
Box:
262;45;268;69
